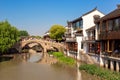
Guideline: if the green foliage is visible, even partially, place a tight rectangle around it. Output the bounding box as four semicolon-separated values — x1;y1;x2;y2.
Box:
19;30;29;36
47;50;53;55
53;52;64;58
35;36;41;39
31;36;41;39
49;25;66;41
51;52;76;66
79;64;120;80
0;21;20;54
58;56;75;65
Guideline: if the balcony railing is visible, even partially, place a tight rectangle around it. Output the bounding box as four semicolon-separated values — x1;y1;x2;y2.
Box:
66;37;76;42
82;36;95;41
99;30;120;40
65;34;71;38
65;31;71;35
75;33;83;36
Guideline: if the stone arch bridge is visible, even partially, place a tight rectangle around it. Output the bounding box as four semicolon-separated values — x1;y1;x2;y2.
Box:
18;39;64;53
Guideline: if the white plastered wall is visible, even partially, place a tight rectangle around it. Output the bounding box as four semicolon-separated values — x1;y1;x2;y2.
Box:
76;36;83;60
82;10;104;53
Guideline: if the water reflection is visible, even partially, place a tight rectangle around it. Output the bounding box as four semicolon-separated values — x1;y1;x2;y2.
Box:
0;56;13;62
77;62;82;80
51;63;77;80
0;54;100;80
28;53;43;62
0;55;77;80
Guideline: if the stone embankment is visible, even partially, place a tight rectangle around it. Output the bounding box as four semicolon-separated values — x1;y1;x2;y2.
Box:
79;51;95;64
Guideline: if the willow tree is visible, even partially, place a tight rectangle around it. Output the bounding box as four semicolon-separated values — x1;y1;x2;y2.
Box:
49;25;66;41
0;21;20;54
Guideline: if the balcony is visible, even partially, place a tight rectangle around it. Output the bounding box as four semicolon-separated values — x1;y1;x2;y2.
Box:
65;29;71;34
75;33;83;36
74;29;83;36
66;37;76;42
99;30;120;40
82;36;95;41
65;34;71;38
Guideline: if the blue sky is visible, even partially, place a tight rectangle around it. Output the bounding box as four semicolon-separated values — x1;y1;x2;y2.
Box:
0;0;120;36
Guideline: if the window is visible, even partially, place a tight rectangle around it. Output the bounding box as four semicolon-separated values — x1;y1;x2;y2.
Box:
72;20;83;30
68;42;77;51
102;41;107;52
76;21;79;28
114;40;120;51
81;43;83;49
79;20;83;28
109;40;112;51
73;23;77;30
102;21;106;32
113;18;120;31
96;23;100;34
108;20;113;31
119;18;120;29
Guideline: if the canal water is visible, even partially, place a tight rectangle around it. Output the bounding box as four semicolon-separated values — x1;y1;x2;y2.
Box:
0;54;100;80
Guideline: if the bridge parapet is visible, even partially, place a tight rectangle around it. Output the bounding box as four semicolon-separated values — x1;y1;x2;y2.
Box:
20;39;64;53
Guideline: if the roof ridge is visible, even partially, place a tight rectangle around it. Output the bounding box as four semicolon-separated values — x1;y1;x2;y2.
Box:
95;6;120;23
82;7;97;16
69;7;103;23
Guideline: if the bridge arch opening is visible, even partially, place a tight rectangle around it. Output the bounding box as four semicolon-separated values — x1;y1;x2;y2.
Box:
52;46;59;52
22;42;44;53
47;46;59;53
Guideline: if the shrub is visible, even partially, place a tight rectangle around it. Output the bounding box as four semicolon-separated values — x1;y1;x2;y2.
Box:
48;51;53;55
59;56;75;65
53;52;63;58
79;64;120;80
52;52;76;66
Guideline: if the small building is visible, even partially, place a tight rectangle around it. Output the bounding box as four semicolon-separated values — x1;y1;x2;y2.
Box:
43;31;51;41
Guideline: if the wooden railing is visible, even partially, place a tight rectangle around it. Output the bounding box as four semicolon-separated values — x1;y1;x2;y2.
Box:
99;30;120;40
82;36;95;41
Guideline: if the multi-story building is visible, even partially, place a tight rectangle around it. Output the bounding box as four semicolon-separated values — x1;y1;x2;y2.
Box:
65;8;104;60
94;5;120;71
95;5;120;57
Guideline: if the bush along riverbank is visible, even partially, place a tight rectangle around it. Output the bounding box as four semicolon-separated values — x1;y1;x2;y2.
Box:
48;52;76;66
79;64;120;80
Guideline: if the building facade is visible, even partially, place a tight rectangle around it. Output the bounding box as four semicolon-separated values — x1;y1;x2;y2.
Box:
95;5;120;57
43;31;51;41
94;5;120;71
65;8;104;60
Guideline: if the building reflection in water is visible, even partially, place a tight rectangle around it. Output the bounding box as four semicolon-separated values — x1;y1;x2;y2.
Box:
77;62;82;80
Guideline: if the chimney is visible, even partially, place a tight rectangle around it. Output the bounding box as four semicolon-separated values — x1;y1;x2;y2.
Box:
117;4;120;9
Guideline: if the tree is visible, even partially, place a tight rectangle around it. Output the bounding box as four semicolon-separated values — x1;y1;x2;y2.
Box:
0;21;20;54
19;30;29;36
49;25;66;41
30;36;41;39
